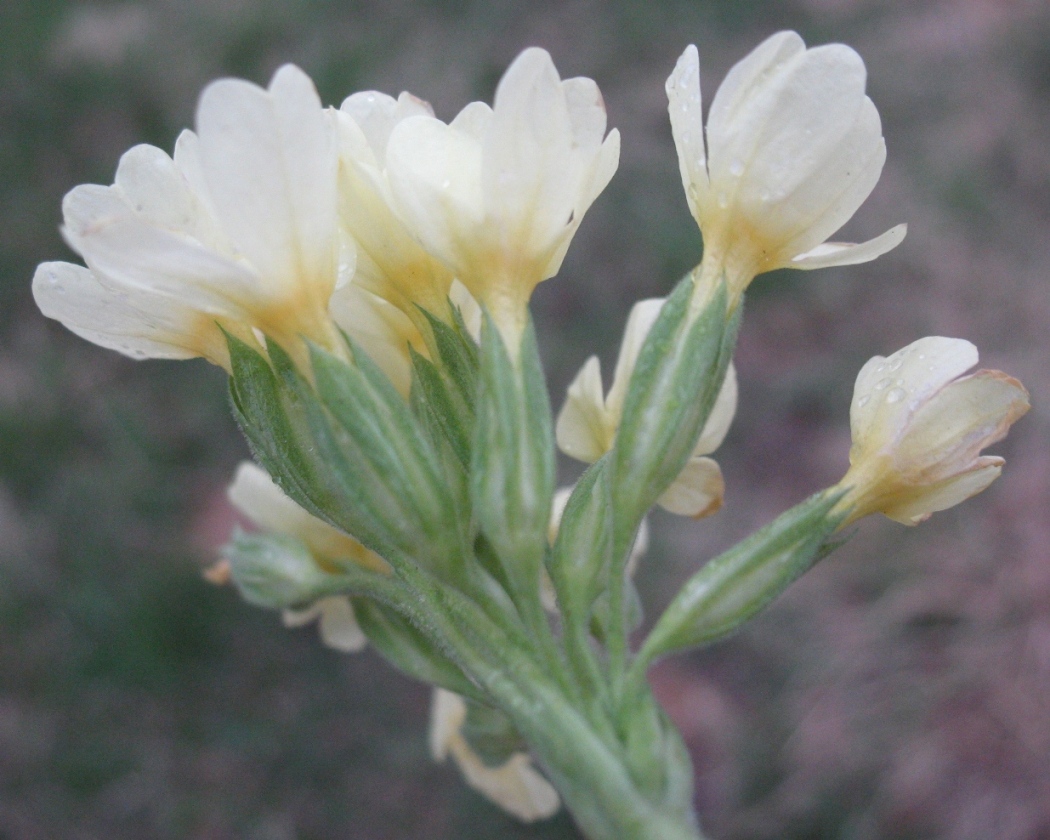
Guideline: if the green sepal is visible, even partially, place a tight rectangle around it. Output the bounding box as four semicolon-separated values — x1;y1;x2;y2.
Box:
226;334;371;541
460;698;528;767
470;313;555;607
223;529;343;610
410;348;474;467
640;490;847;661
419;305;479;408
589;577;643;642
549;456;612;627
308;340;470;575
612;278;737;528
352;597;484;702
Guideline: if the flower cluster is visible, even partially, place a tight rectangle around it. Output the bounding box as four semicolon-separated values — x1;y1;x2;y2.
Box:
32;32;1029;836
35;48;618;369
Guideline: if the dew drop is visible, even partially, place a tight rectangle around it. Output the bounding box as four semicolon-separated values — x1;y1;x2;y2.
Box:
441;179;451;189
729;160;744;177
759;189;770;202
886;387;906;404
917;353;926;361
875;364;886;373
857;395;871;408
717;192;729;208
887;358;903;372
874;377;890;390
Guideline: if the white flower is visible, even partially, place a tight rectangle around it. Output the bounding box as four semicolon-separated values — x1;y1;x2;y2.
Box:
333;90;458;327
34;65;342;370
838;337;1029;525
382;47;619;343
228;461;390;651
666;32;906;301
555;298;738;518
429;688;560;822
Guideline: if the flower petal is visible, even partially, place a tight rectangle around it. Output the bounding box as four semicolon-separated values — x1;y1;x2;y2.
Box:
196;64;336;294
605;298;665;420
772;97;887;257
850;337;978;451
449;279;482;341
386;115;485;276
68;212;262;319
666;44;708;221
695;363;738;455
483;47;575;249
328;281;421;396
228;461;386;571
881;460;1003;525
449;100;494;141
555;356;609;463
708;35;867;211
562;76;607;149
657;455;725;518
896;370;1030;478
790;223;906;271
314;595;367;652
340;90;433;166
113;144;201;235
429;689;559;822
32;261;211;361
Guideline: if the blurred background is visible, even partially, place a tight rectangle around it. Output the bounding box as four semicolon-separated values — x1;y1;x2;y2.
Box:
1;0;1048;837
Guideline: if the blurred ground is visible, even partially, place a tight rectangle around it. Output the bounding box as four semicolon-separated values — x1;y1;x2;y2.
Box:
1;1;1048;838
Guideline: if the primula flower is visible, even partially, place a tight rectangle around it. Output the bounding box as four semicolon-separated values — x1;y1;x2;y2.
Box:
666;32;906;302
334;90;458;329
556;298;737;518
837;337;1029;525
429;688;560;822
382;47;620;345
227;461;390;652
34;65;342;370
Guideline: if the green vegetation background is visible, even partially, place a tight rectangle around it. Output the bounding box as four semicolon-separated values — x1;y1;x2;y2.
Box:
1;1;1048;837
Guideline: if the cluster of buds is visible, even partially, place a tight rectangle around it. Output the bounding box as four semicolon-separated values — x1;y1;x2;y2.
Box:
34;31;1028;840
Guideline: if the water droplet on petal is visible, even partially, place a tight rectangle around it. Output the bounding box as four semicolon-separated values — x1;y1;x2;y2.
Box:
441;179;451;189
886;387;906;404
729;160;744;177
874;378;890;390
717;192;729;209
887;358;903;371
857;395;871;408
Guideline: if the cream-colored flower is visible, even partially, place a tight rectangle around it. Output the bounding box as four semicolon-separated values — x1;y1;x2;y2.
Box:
228;461;390;651
383;47;619;345
34;65;342;370
555;298;737;518
837;337;1029;525
334;90;457;329
666;32;906;303
429;688;560;822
